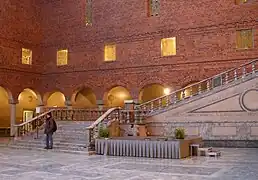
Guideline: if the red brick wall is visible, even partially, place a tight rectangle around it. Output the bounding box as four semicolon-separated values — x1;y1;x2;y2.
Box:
0;0;43;99
1;0;258;102
38;0;258;100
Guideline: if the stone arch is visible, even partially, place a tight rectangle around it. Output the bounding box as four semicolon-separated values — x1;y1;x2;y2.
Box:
44;90;66;107
0;86;12;128
138;79;167;92
16;88;42;123
103;86;132;107
71;86;97;108
0;84;13;102
139;83;173;103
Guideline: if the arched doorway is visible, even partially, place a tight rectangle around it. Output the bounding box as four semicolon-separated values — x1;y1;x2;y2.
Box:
0;86;11;128
139;84;168;103
104;86;132;107
16;88;41;124
46;91;66;107
72;87;97;108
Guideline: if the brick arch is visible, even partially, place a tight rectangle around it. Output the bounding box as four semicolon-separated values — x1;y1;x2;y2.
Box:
70;85;97;107
103;85;132;107
177;71;200;88
181;80;200;88
0;84;13;102
17;88;43;105
43;89;66;105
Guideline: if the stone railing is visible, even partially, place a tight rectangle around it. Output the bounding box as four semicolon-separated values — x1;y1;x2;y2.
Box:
14;110;54;138
136;59;258;115
14;108;107;138
86;108;138;151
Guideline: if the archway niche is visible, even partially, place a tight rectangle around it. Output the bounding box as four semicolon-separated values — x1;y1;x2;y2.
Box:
105;86;132;107
16;88;41;124
46;91;66;107
139;84;167;103
72;87;97;108
0;86;10;128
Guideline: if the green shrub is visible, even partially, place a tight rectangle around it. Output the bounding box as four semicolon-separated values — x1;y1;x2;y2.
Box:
99;126;109;138
174;127;185;139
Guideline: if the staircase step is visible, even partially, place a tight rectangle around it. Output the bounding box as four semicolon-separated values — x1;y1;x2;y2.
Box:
8;120;94;154
7;145;90;155
13;140;86;147
9;143;87;149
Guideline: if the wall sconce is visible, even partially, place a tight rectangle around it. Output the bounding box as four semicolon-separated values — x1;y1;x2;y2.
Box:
164;88;170;95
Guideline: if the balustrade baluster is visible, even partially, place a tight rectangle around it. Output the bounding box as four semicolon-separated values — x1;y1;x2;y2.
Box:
234;69;237;80
166;95;169;106
252;62;255;74
206;80;210;91
190;86;193;97
174;94;177;104
158;99;162;109
225;73;228;84
198;84;202;94
150;102;154;112
242;66;246;78
126;110;130;124
181;90;185;100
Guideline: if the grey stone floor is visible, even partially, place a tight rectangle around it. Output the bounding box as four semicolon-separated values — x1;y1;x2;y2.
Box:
0;148;257;180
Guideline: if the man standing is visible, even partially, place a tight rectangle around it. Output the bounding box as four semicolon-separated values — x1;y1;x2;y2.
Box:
44;112;56;149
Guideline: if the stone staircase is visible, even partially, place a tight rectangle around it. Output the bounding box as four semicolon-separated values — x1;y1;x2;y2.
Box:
6;121;93;154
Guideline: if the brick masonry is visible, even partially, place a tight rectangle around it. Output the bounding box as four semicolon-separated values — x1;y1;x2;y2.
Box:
0;0;258;102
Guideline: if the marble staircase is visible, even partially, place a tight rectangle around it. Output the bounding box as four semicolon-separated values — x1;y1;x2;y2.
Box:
6;121;93;154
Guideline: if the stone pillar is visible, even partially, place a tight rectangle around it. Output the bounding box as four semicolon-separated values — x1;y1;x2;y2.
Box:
65;96;72;109
9;99;17;137
97;100;104;110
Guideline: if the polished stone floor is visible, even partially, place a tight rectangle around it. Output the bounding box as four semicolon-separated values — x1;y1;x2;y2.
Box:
0;148;257;180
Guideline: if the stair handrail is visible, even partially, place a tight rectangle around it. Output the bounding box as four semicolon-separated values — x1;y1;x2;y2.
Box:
14;109;54;128
86;107;121;151
86;107;120;130
137;59;258;109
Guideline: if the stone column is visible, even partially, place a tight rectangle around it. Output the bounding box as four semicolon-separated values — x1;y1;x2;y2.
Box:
9;99;17;137
97;100;104;110
65;96;72;109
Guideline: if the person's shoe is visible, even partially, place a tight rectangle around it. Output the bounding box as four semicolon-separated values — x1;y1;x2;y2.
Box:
44;147;49;149
49;147;53;149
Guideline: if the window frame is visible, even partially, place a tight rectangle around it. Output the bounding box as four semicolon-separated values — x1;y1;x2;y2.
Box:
148;0;160;17
236;29;254;50
161;37;177;57
104;44;116;62
21;48;32;65
85;0;93;26
56;49;68;66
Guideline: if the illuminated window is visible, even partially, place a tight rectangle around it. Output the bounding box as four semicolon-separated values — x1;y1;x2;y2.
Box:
22;48;32;65
85;0;92;25
236;29;253;49
236;0;248;4
57;49;68;66
148;0;160;16
161;37;176;56
104;45;116;61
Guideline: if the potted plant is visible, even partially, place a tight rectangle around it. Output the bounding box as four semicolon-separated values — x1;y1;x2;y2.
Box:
174;127;185;139
99;126;110;139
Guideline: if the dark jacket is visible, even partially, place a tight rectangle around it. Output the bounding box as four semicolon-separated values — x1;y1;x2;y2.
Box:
44;118;54;134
